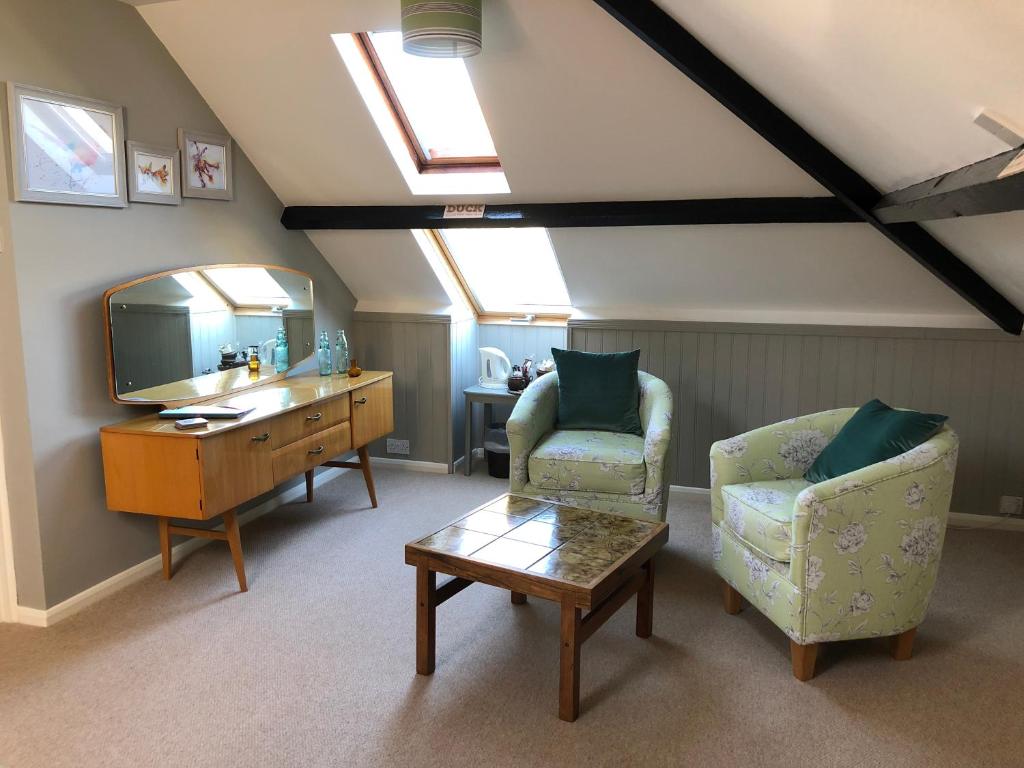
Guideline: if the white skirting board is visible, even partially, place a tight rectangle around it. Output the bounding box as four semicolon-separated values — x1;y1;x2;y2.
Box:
15;466;349;628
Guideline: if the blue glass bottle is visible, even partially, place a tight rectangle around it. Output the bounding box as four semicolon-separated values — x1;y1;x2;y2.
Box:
317;330;332;376
274;327;289;373
335;329;350;375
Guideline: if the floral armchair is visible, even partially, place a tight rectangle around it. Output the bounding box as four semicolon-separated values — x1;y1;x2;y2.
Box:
507;372;673;522
709;409;958;680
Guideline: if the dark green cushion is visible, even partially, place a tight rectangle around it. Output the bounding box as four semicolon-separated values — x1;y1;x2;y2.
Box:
551;348;642;435
804;399;947;483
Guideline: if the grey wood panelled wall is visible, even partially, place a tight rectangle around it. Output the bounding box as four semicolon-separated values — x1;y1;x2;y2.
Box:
352;312;453;466
450;318;479;469
473;324;568;447
568;320;1024;517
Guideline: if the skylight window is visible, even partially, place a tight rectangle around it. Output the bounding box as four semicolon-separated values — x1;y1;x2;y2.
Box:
202;267;291;308
438;228;572;316
332;32;509;195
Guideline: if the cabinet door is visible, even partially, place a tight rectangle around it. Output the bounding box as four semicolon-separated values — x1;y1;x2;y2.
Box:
199;422;275;517
351;377;394;448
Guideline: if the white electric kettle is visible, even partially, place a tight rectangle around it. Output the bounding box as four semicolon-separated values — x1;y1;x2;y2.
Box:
479;347;512;389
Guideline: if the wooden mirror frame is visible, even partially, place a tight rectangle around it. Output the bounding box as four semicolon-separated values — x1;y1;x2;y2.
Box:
103;264;315;406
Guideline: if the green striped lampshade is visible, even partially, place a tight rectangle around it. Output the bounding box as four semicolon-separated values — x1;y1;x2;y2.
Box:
401;1;482;58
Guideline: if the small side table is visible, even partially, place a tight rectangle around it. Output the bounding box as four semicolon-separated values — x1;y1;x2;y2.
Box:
463;385;521;476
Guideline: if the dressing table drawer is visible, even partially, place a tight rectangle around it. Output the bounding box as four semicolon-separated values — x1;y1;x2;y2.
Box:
272;421;352;484
270;397;350;449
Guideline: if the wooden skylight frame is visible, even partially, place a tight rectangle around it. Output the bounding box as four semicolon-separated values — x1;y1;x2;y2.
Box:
426;230;571;324
353;33;502;175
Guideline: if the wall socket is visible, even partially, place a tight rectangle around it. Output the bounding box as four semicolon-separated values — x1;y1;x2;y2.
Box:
386;438;410;456
998;496;1024;517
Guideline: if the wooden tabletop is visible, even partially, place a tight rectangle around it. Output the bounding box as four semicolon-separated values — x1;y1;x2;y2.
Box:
101;371;392;438
405;493;668;609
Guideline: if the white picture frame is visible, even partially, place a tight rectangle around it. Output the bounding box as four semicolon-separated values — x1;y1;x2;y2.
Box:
126;141;181;205
178;128;233;200
5;82;128;208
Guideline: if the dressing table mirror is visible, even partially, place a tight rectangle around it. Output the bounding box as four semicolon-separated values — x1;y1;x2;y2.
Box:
99;264;394;593
103;264;316;405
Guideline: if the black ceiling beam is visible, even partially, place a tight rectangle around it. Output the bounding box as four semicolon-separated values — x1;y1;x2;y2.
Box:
281;197;860;230
874;146;1024;223
591;0;1023;335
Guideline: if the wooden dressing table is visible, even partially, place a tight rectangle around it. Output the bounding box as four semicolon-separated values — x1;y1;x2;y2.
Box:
101;371;394;591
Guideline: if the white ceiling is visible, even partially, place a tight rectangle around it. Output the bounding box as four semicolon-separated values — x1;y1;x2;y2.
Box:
137;0;1024;328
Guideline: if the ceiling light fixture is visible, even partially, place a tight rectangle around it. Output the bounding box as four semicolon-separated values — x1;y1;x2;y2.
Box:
401;0;482;58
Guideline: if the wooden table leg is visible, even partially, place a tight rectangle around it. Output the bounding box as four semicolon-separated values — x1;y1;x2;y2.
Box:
636;557;654;638
222;509;248;592
158;517;172;580
511;591;527;605
357;445;378;508
559;597;582;722
416;564;437;675
464;397;473;476
305;469;314;503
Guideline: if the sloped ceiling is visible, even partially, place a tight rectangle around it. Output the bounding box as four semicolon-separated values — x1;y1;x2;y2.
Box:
137;0;1024;327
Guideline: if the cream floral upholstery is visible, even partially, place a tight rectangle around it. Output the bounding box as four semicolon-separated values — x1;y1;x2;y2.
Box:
710;408;958;678
507;371;673;522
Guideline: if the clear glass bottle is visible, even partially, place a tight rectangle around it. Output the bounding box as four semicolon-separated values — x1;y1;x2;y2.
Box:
317;330;332;376
335;329;350;375
275;327;289;373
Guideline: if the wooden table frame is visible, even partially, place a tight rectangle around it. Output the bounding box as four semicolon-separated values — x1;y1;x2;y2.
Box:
406;524;666;721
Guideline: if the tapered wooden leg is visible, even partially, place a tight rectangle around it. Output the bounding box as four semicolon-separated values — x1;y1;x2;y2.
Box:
721;579;742;615
559;598;582;722
305;469;314;502
890;627;917;661
511;591;527;605
790;640;819;681
416;565;436;675
158;517;172;580
357;445;378;508
636;557;655;638
222;510;247;593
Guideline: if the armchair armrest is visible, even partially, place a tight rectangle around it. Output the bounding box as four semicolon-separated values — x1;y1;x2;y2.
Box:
507;373;559;491
789;427;959;640
639;373;673;507
709;409;854;522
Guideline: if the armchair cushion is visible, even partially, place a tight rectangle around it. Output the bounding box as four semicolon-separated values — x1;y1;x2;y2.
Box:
805;398;947;483
721;479;811;562
529;430;646;495
551;348;642;435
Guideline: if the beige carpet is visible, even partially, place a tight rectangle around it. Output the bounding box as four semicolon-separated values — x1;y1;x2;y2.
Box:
1;465;1022;768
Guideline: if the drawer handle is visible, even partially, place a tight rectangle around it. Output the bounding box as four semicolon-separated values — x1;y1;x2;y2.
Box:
308;445;325;455
251;432;271;443
306;412;323;421
355;397;367;405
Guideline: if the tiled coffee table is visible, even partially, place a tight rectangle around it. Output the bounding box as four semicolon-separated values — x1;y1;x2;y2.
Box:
404;493;669;721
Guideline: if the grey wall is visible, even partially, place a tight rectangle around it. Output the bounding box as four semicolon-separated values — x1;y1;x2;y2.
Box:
569;320;1024;516
352;313;452;466
473;324;568;446
450;318;479;469
0;0;356;608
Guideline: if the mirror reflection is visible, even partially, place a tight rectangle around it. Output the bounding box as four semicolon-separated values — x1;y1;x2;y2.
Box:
108;266;314;402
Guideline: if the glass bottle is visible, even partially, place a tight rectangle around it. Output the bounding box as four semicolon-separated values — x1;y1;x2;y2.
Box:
317;330;332;376
335;329;350;375
247;344;261;373
275;327;289;373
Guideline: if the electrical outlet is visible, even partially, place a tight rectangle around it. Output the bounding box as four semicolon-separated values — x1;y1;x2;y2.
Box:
998;496;1024;517
386;438;410;456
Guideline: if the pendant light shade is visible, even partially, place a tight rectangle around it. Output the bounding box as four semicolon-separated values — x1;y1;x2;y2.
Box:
401;1;482;58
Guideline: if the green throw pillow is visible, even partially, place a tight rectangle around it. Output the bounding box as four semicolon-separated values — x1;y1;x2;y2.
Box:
804;399;947;483
551;348;642;435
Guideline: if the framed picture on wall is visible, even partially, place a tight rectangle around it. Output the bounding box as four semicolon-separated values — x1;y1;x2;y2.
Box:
126;141;181;205
178;128;233;200
5;82;128;208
